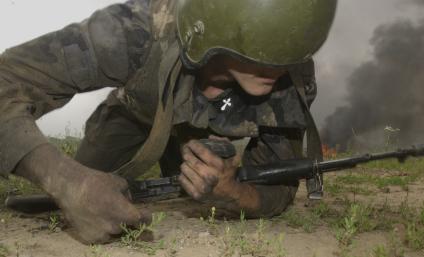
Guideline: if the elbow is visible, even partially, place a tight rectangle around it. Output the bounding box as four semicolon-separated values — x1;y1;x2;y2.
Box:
246;184;298;218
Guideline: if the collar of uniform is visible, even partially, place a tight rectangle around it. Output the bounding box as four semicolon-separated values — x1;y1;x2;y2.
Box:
172;68;211;128
172;69;195;125
190;82;240;128
172;69;234;128
190;86;210;128
172;72;308;132
255;76;308;129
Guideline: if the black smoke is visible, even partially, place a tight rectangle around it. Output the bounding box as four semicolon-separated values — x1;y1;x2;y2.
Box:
321;19;424;150
408;0;424;6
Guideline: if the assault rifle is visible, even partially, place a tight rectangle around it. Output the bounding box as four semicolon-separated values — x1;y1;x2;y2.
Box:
5;140;424;213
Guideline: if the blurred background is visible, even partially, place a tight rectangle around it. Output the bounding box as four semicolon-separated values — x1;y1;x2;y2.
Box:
1;0;423;149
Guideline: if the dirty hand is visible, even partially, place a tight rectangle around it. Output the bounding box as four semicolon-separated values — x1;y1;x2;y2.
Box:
59;168;152;243
178;139;242;201
15;144;151;244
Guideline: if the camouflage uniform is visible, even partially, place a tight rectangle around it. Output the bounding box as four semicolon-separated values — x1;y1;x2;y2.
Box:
0;0;318;217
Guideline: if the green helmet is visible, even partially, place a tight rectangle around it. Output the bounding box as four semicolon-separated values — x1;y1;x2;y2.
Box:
177;0;337;68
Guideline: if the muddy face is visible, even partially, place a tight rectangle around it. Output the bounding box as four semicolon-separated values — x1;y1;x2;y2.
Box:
198;55;287;99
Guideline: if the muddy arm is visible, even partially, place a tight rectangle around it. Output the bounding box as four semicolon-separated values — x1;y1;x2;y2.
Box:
0;1;152;177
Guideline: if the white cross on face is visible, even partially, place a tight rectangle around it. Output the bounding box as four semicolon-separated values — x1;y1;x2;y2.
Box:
221;98;232;111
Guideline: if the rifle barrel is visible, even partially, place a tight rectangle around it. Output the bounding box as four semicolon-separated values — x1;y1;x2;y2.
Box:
319;145;424;173
5;195;58;214
238;145;424;185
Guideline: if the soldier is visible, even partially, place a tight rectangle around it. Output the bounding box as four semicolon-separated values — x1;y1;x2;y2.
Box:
0;0;337;243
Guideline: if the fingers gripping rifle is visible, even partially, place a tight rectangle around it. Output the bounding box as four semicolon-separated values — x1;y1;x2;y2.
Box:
127;139;237;200
5;142;424;214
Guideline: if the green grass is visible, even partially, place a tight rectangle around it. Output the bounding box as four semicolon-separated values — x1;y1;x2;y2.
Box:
331;200;424;252
277;202;346;234
0;244;9;257
371;245;389;257
361;157;424;172
1;138;424;256
48;213;61;233
120;212;166;255
275;198;423;253
334;203;378;245
220;212;287;257
279;207;321;233
87;245;111;257
322;155;424;200
401;202;424;250
325;180;373;196
321;150;424;255
48;136;80;158
406;222;424;250
323;150;424;199
334;172;416;190
0;175;42;208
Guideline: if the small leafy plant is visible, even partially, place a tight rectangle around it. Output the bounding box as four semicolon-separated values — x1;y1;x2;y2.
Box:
48;213;61;232
120;212;166;255
0;244;9;257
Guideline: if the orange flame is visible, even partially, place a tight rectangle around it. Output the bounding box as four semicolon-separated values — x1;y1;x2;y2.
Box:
322;144;338;159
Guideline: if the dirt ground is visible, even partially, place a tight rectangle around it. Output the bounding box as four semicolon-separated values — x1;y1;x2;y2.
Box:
1;178;424;257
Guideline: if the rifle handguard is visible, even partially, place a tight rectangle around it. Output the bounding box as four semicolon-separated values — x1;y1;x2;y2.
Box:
237;159;315;185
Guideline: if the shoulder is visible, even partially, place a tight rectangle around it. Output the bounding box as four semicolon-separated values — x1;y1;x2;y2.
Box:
85;0;177;76
88;0;153;34
94;0;178;38
86;0;178;57
150;0;178;40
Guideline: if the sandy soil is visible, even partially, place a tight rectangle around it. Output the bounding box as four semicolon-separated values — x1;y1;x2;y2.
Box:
1;180;424;257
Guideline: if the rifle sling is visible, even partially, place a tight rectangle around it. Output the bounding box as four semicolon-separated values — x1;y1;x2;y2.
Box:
114;43;182;179
289;65;324;196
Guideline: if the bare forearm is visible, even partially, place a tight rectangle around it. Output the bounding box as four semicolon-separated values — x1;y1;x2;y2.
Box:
217;182;298;218
222;182;261;214
249;184;298;217
178;140;297;218
14;144;84;198
14;143;151;244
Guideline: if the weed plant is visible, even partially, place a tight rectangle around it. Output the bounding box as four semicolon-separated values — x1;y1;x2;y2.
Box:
221;211;287;257
0;244;9;257
86;245;111;257
120;212;166;255
371;245;389;257
48;136;80;157
279;207;319;233
48;213;61;233
403;203;424;250
0;175;42;207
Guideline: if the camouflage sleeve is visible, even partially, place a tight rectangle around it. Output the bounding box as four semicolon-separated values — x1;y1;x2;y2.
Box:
242;128;304;218
0;0;152;176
